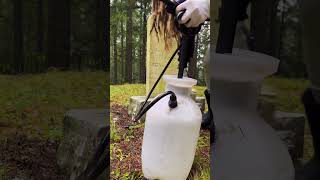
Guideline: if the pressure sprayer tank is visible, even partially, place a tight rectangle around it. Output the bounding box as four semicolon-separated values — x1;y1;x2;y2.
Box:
210;48;295;180
142;75;202;180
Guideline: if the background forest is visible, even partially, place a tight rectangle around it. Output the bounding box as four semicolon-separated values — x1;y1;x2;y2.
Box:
110;0;305;86
0;0;108;73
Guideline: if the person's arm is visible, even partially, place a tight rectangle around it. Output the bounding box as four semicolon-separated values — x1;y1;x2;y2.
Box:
176;0;210;27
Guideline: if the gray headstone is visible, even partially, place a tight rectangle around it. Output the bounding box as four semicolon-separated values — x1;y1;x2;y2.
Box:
57;109;109;180
273;111;305;163
128;96;152;117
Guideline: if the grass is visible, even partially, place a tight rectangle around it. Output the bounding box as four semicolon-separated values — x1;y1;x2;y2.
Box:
111;84;146;105
110;114;121;143
110;83;206;106
264;76;309;113
0;71;108;141
0;166;5;180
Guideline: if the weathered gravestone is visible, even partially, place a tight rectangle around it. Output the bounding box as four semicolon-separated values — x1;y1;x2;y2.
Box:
57;109;109;180
146;16;180;96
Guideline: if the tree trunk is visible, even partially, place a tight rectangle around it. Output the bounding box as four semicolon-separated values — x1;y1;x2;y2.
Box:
13;0;24;73
95;0;103;69
120;17;125;83
103;0;109;72
250;0;279;56
113;1;118;84
47;0;70;69
139;0;143;83
95;0;107;70
37;0;43;54
113;25;118;84
139;0;147;83
132;41;136;83
125;0;133;83
188;35;198;78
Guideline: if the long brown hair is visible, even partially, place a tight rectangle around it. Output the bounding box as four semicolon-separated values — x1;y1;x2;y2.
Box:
151;0;180;48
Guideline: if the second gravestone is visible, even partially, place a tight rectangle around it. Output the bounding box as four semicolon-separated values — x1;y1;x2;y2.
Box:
146;15;179;96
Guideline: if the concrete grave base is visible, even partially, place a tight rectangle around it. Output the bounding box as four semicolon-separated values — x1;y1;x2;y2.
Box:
273;111;306;165
57;109;109;180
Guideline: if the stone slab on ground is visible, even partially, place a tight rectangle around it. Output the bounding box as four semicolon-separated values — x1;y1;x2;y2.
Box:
57;109;109;180
273;111;306;163
128;96;206;122
261;85;277;99
128;96;151;120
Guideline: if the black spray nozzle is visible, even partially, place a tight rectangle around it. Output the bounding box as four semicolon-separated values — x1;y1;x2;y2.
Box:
178;35;195;78
160;0;179;15
160;0;186;15
216;0;250;54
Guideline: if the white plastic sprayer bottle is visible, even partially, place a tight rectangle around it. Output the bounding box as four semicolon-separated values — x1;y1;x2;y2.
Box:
210;48;295;180
141;75;202;180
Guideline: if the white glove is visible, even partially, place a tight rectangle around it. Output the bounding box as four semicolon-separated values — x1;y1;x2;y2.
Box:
176;0;210;27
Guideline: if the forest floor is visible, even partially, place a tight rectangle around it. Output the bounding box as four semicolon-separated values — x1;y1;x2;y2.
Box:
0;71;107;179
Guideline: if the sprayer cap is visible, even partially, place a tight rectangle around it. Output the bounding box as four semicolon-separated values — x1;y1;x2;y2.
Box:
163;75;197;88
211;48;279;82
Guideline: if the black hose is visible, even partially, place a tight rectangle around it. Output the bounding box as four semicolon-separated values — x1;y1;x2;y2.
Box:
133;91;177;122
133;45;181;122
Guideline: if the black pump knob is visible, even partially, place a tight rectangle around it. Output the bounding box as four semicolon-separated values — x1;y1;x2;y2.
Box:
168;94;178;108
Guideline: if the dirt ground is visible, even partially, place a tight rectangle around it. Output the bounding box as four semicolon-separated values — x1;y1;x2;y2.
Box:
0;133;67;180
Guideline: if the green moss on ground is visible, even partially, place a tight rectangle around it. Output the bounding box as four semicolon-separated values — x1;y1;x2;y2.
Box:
265;77;309;113
0;71;108;141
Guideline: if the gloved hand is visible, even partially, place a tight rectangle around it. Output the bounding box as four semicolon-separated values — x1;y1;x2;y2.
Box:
176;0;210;27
